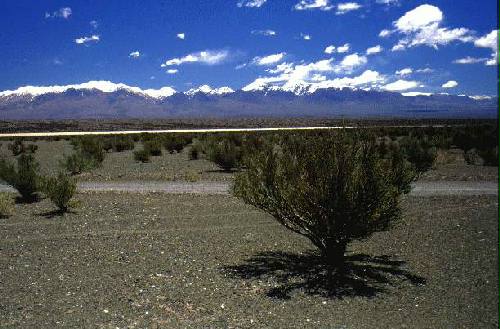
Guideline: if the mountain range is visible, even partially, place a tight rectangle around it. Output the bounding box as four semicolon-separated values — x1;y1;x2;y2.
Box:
0;81;497;120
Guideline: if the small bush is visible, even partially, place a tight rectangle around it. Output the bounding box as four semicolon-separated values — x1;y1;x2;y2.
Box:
206;139;242;171
8;140;38;156
0;193;14;218
144;139;163;156
134;149;151;163
189;142;201;160
478;147;498;166
62;153;97;175
400;136;437;174
164;135;191;154
0;154;41;202
41;172;77;212
184;171;201;182
464;148;483;165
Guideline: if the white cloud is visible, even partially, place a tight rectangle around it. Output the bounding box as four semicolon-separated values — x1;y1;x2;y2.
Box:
474;30;498;66
308;70;385;92
337;53;367;72
129;51;141;58
383;80;419;91
379;29;392;38
324;46;336;54
242;52;370;92
301;33;312;40
395;68;413;76
376;0;399;5
337;43;350;53
388;5;474;51
90;20;98;29
177;33;185;40
167;69;178;74
294;0;333;11
161;50;229;66
336;2;362;15
324;44;350;54
75;35;100;45
237;0;267;8
442;80;458;88
453;56;488;64
415;67;434;73
252;53;286;66
366;45;383;55
251;30;276;36
45;7;72;19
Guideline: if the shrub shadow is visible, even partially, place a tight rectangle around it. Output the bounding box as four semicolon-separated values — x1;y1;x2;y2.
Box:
37;209;76;219
223;251;426;300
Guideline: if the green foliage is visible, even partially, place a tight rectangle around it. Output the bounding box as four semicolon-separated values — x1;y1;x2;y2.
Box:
205;137;243;171
0;154;41;202
478;147;498;166
233;131;412;267
399;135;437;174
143;139;163;156
0;193;14;218
40;172;77;212
63;136;106;174
8;139;38;156
164;135;192;154
134;149;151;163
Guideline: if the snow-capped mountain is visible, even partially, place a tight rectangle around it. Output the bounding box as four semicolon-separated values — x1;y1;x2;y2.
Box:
0;80;497;120
184;85;234;97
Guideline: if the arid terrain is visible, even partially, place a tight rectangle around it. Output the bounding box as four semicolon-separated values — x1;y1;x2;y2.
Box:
0;136;498;328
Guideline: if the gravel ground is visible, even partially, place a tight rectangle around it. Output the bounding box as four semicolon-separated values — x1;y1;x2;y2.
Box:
0;193;497;328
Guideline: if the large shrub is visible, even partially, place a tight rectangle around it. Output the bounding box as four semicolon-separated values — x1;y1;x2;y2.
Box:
40;172;77;212
164;135;192;154
399;135;437;174
233;131;413;270
0;154;41;202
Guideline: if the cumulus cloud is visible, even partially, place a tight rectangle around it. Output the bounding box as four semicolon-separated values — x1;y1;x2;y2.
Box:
474;30;498;66
324;46;335;54
336;2;362;15
242;53;370;92
384;5;474;51
294;0;333;11
251;30;277;36
237;0;267;8
252;53;286;66
337;44;350;53
366;45;383;55
337;53;367;73
45;7;72;19
177;33;185;40
301;33;312;40
75;35;100;45
129;51;141;58
383;80;419;91
453;56;488;64
442;80;458;88
324;44;352;55
167;69;178;74
161;50;229;66
395;68;413;76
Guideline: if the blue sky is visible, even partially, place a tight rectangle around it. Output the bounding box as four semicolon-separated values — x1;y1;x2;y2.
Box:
0;0;498;95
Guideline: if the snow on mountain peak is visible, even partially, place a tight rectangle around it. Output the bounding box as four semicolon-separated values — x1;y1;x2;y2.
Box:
185;85;234;96
0;81;177;99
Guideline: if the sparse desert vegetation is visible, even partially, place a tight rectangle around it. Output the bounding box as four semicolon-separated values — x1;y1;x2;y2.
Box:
0;122;497;328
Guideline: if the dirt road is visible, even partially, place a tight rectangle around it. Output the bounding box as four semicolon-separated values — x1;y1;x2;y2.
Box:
0;180;497;196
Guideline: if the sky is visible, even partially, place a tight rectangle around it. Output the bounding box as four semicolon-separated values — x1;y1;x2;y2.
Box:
0;0;498;96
